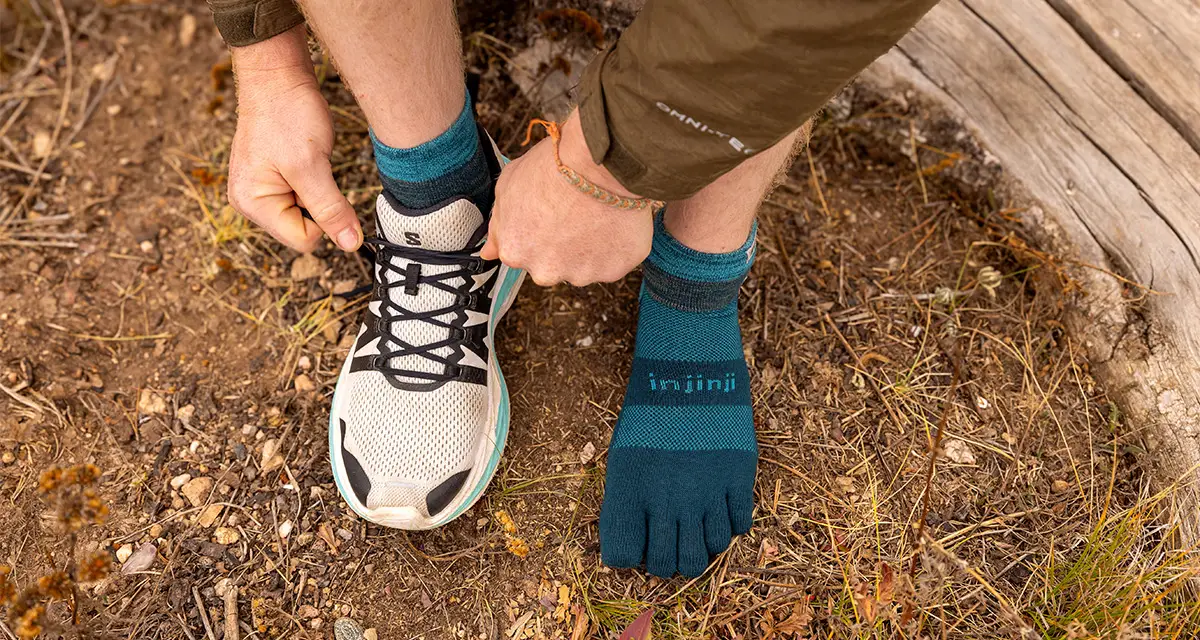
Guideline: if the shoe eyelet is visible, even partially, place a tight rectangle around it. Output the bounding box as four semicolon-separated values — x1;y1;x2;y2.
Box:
370;356;385;369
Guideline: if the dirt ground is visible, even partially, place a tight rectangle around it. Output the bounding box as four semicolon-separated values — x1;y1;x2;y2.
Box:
2;1;1196;639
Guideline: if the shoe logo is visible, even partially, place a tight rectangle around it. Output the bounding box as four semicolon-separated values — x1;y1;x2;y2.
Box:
648;372;737;394
404;232;422;246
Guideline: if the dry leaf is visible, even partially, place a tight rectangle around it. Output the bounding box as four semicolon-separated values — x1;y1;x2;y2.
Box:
619;609;653;640
495;510;517;534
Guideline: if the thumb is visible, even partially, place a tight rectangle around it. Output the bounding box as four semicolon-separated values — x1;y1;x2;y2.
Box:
283;158;362;252
480;228;500;261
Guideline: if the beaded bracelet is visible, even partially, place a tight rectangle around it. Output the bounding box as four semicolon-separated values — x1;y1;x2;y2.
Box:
522;119;665;212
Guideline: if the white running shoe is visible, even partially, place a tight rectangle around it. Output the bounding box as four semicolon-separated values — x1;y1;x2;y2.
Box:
329;135;524;529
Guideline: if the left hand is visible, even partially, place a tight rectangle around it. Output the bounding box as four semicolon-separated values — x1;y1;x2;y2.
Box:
481;111;654;286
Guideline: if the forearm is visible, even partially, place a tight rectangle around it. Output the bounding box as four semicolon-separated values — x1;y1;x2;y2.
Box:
208;0;305;48
578;0;939;200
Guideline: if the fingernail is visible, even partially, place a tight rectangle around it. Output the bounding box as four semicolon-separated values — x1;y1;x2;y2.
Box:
336;227;360;251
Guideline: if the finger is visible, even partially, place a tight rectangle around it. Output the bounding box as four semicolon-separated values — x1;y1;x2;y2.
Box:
282;158;362;252
528;270;561;287
480;232;500;261
235;189;324;253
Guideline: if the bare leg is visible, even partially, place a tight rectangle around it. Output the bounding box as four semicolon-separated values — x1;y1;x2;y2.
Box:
664;120;813;252
297;0;465;148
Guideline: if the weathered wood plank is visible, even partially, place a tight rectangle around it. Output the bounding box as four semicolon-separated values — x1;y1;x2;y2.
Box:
861;0;1200;539
1046;0;1200;159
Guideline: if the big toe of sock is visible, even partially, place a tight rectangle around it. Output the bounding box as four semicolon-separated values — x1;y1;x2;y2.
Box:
599;498;647;569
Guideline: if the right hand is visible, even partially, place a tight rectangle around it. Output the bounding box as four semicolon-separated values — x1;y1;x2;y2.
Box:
226;25;362;253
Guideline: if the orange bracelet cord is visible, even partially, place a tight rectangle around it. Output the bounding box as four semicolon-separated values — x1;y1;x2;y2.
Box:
523;119;665;212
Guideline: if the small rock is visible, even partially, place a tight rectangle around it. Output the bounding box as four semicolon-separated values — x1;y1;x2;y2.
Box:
177;404;196;428
1;451;14;465
178;14;197;47
214;527;240;544
121;543;157;574
298;355;312;370
290;254;326;281
364;630;378;640
298;604;320;619
148;524;163;538
170;473;192;489
106;104;122;116
138;389;169;415
279;520;293;539
943;439;977;465
197;504;224;528
334;618;365;640
139;240;156;254
579;442;596;465
116;544;133;563
32;130;51;158
575;335;594;348
1052;479;1071;494
199;542;226;558
294;374;316;393
261;439;284;472
337;528;353;541
181;476;214;507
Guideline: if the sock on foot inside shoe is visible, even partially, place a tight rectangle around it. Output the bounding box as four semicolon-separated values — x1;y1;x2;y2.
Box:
371;91;492;214
599;213;758;578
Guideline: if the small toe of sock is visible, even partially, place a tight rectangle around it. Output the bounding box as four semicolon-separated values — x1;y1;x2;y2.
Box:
677;518;710;578
704;506;733;557
728;488;755;535
600;505;647;569
646;516;679;578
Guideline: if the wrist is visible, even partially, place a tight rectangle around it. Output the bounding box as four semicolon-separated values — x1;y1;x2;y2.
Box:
232;24;315;93
558;110;642;199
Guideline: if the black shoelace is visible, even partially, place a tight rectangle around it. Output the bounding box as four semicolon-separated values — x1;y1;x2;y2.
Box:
364;236;485;384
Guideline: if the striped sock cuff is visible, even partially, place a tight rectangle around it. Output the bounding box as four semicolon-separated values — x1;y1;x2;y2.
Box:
643;212;756;312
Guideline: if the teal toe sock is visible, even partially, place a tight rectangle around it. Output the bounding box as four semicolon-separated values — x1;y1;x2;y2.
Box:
600;214;758;578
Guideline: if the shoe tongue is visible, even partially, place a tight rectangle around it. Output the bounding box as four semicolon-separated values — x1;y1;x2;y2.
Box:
376;194;484;252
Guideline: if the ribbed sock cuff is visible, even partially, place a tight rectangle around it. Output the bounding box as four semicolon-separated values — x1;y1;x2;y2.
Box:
371;91;480;183
646;212;756;283
643;212;756;313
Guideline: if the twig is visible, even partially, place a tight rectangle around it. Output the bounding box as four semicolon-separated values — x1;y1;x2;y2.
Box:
909;120;928;205
192;586;217;640
716;586;806;626
0;619;18;640
223;583;240;640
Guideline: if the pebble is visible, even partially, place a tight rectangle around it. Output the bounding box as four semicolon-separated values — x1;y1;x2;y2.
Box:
214;527;240;544
294;374;316;393
197;504;224;528
298;604;320;619
178;14;197;47
1;451;14;465
121;543;157;574
279;520;293;539
290;254;326;281
298;355;312;370
116;544;133;563
138;389;169;415
1052;479;1071;494
148;524;163;538
170;473;192;489
181;476;214;507
199;542;226;558
261;439;284;472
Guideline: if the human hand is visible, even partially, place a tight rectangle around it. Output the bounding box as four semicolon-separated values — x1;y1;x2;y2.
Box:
226;25;361;253
481;111;653;286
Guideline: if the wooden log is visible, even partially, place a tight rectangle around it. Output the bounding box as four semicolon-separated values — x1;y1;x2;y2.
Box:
861;0;1200;539
1045;0;1200;155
